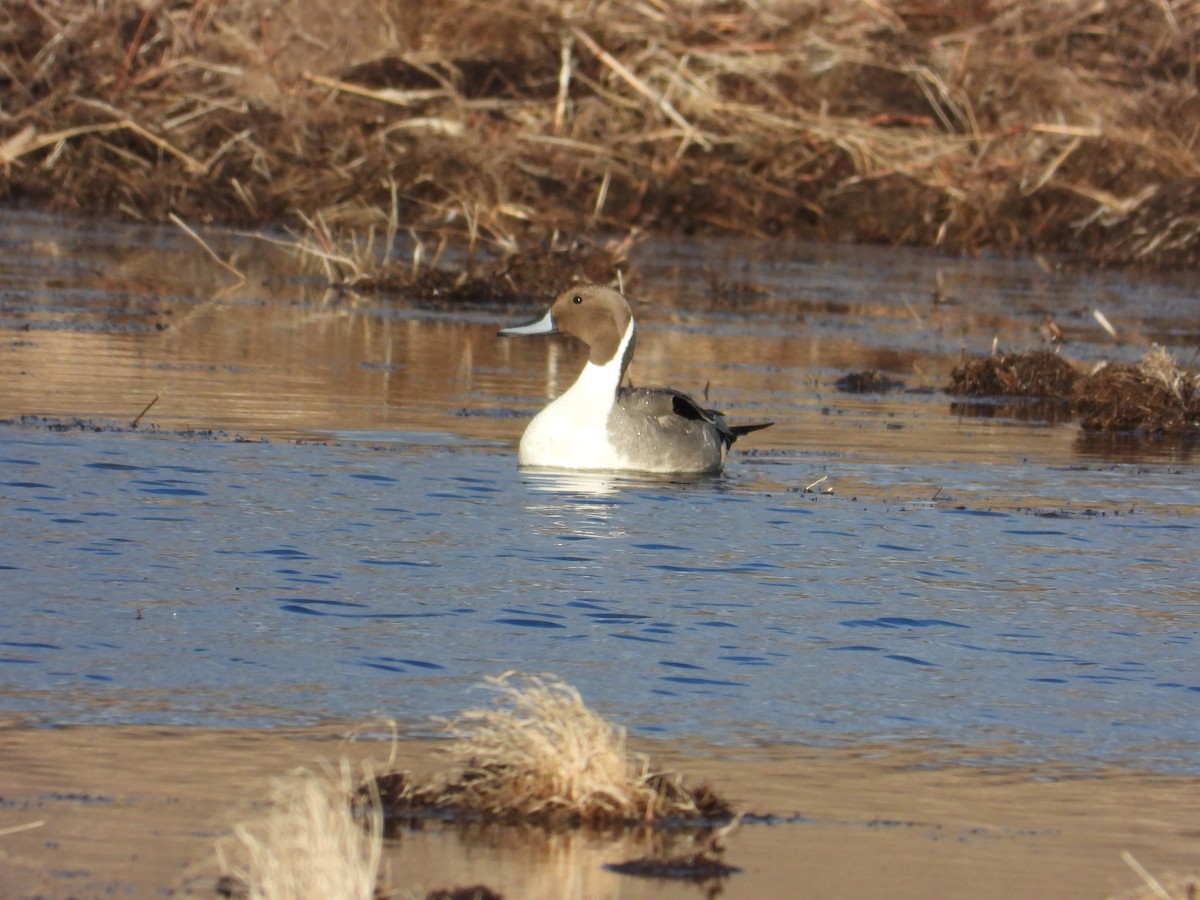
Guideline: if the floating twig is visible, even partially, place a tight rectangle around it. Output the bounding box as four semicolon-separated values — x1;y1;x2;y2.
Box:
804;475;830;493
131;394;159;429
0;820;45;837
1121;852;1173;900
1092;309;1119;340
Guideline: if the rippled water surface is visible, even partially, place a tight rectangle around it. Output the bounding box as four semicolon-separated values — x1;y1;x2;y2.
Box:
2;209;1198;773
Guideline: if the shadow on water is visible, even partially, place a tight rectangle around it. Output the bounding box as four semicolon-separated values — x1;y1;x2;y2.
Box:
1;208;1198;777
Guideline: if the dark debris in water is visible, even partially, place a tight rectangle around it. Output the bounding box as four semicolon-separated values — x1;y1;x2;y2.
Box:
452;407;526;419
605;851;742;881
4;414;254;442
835;370;907;394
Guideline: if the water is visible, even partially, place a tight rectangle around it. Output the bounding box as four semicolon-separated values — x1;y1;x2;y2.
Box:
1;208;1198;775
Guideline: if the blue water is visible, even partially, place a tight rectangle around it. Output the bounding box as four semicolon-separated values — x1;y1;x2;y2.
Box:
3;424;1197;772
2;208;1199;776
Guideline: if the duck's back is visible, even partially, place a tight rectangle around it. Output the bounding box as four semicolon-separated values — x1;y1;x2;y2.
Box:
607;386;731;474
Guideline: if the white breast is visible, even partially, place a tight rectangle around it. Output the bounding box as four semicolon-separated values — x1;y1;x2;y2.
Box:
517;324;633;471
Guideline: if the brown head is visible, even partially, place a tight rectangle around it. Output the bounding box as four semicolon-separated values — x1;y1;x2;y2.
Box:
499;284;635;367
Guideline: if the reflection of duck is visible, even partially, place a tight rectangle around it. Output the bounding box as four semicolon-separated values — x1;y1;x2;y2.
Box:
499;284;771;474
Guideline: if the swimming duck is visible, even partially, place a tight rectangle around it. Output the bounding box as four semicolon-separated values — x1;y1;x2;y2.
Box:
498;284;771;474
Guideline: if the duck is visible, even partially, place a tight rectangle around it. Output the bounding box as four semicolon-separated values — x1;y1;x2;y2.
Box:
498;284;771;474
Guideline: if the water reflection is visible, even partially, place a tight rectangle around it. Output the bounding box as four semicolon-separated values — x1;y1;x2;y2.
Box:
523;468;627;498
1073;429;1199;462
521;467;726;496
386;822;731;900
5;207;1200;467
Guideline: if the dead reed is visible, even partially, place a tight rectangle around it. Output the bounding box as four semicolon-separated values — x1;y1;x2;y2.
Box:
948;345;1200;433
1074;345;1200;433
949;350;1081;399
217;762;382;900
373;672;733;826
3;1;1200;268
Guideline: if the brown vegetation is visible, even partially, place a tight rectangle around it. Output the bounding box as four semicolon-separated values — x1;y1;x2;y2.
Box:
949;346;1200;433
949;350;1081;399
368;672;734;827
3;1;1200;268
1074;346;1200;433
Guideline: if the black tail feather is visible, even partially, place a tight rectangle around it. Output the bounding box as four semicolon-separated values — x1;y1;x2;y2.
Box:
731;421;773;438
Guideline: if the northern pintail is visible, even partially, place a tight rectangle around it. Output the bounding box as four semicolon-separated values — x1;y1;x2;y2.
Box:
498;284;771;474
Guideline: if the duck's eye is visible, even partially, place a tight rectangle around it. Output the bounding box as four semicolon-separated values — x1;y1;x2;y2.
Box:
572;295;583;304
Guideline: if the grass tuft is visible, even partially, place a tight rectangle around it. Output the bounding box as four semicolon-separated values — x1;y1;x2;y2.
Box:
217;762;382;900
949;350;1081;400
1074;346;1200;433
374;671;734;826
948;345;1200;434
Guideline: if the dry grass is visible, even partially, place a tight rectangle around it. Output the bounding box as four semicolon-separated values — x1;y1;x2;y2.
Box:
373;672;733;826
217;762;383;900
949;350;1081;399
3;1;1200;267
948;345;1200;433
1074;345;1200;432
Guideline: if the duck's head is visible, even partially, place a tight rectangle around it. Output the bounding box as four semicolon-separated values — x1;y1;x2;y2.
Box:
499;284;634;368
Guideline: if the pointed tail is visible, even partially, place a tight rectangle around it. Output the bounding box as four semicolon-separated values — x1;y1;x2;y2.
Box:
730;421;773;439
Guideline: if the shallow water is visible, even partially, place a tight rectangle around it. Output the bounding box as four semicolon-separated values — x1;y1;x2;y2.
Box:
4;726;1195;900
2;209;1199;776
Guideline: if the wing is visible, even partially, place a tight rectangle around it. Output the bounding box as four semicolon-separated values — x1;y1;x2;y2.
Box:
618;387;771;443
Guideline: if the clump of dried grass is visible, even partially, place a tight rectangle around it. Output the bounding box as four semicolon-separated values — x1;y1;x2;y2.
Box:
948;350;1081;399
3;0;1200;267
375;672;733;826
948;345;1200;433
1074;345;1200;433
217;763;383;900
